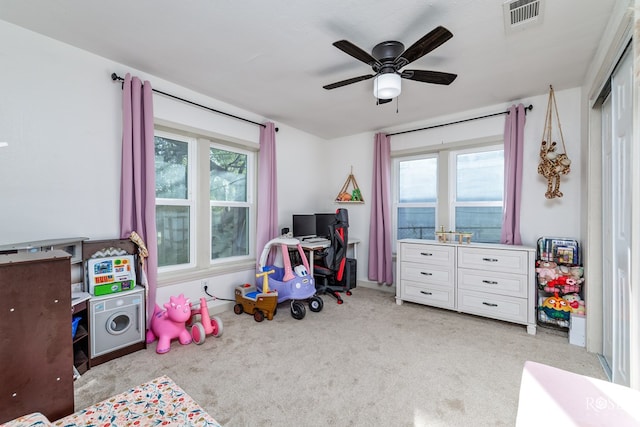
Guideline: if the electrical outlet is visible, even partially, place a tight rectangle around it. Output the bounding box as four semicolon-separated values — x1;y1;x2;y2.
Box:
201;280;209;293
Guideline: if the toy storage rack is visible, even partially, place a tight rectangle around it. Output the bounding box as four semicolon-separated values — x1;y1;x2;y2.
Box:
536;237;583;329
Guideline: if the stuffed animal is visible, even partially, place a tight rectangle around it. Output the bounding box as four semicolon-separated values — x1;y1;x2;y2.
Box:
562;293;585;315
146;294;193;354
541;294;572;320
538;140;571;199
544;275;581;294
536;261;558;284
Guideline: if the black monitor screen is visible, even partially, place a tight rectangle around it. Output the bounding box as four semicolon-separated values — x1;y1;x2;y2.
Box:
292;214;316;238
315;213;336;238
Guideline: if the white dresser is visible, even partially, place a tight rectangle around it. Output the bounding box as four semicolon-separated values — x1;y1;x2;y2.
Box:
396;239;537;335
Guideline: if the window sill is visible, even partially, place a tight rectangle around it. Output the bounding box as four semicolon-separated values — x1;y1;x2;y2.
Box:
157;259;256;287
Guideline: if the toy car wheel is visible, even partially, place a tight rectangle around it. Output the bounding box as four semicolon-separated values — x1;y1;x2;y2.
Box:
253;309;265;322
211;316;224;337
309;296;324;312
191;322;206;345
291;301;306;320
234;303;244;315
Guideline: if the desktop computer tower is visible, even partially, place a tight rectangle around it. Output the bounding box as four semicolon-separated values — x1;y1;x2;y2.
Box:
337;258;357;290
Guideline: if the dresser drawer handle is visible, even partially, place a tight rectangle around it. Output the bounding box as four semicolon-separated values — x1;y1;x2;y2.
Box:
482;257;499;262
420;272;433;276
482;280;498;285
482;302;498;307
420;252;433;256
420;291;433;296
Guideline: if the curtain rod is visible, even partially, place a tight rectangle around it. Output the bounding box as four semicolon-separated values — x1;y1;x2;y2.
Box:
111;73;278;132
388;104;533;136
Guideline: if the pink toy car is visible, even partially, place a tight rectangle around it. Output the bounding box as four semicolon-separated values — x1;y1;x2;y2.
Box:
188;297;223;344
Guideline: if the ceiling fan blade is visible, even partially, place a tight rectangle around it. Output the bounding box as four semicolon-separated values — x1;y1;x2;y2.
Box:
395;26;453;68
323;74;375;90
333;40;380;67
401;69;457;85
377;98;392;105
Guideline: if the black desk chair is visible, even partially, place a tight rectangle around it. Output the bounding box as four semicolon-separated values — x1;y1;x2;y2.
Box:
313;209;356;304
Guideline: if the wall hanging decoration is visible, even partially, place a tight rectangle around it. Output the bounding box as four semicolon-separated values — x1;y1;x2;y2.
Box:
538;85;571;199
335;166;364;203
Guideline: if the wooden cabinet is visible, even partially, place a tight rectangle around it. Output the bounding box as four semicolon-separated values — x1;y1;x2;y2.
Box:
396;240;537;335
0;250;75;424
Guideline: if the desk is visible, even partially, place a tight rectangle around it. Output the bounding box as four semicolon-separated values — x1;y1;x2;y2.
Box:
300;238;360;275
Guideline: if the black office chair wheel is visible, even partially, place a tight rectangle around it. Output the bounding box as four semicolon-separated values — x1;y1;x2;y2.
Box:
309;296;324;312
290;301;306;320
234;304;244;315
253;309;265;322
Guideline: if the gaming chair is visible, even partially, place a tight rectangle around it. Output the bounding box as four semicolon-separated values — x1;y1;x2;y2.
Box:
313;208;356;304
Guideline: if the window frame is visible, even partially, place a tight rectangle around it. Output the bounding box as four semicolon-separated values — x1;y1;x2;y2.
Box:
392;138;504;252
154;127;257;280
208;141;256;266
448;144;504;239
392;152;439;245
155;129;197;273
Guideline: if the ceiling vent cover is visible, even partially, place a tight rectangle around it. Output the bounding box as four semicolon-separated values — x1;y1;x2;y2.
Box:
503;0;544;33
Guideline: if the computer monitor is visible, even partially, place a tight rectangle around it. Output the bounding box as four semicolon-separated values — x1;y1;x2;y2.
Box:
315;212;336;238
292;214;316;238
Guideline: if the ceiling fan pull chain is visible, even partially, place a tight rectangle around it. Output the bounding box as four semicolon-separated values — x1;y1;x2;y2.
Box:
396;96;399;114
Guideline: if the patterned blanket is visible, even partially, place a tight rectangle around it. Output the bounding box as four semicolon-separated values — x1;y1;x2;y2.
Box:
3;376;220;427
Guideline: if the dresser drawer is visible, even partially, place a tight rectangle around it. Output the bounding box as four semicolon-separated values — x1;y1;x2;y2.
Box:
457;268;527;298
401;243;454;266
400;280;455;309
457;290;528;324
401;261;454;287
457;247;529;275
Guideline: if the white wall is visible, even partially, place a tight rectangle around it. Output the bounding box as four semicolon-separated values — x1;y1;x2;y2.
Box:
321;88;584;287
0;20;325;308
0;19;585;304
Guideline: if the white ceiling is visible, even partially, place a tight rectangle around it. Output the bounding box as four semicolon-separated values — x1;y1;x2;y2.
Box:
0;0;617;139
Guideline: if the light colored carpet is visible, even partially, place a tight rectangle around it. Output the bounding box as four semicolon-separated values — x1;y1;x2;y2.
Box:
74;287;606;426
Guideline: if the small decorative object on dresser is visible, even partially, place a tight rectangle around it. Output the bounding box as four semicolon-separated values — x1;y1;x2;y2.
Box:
395;239;537;335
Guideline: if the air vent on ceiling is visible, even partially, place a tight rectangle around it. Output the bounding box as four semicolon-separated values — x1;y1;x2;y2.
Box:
503;0;544;33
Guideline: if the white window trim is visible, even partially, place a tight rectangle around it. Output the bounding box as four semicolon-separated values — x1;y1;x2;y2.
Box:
155;130;197;274
448;144;504;229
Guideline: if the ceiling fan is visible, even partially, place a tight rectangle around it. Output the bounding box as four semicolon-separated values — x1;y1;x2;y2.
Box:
323;26;457;104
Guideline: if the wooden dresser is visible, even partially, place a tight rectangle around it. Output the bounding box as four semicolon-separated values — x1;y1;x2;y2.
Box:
396;239;537;334
0;250;74;423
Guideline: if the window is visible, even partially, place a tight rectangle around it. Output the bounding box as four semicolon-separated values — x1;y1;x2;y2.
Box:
395;155;438;240
393;142;503;248
155;131;195;269
209;144;253;262
450;146;504;243
155;129;256;273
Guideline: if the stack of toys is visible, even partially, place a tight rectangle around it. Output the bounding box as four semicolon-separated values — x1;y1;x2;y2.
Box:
536;237;585;328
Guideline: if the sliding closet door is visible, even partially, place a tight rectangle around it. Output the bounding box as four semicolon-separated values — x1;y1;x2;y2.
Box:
602;93;613;374
604;47;632;386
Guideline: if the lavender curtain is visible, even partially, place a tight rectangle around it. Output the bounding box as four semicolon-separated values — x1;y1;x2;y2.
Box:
500;104;526;245
120;73;158;328
368;132;393;285
256;122;278;266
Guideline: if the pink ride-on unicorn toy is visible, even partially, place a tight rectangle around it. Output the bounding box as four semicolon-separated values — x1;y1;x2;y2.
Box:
188;297;224;345
147;294;193;354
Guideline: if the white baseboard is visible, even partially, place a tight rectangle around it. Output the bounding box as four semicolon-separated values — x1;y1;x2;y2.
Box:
356;279;396;293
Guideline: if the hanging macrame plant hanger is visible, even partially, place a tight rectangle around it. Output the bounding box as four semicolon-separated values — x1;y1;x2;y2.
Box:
335;166;364;203
537;85;571;199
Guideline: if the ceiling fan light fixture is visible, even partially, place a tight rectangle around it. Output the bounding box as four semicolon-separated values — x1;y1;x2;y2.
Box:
373;73;401;99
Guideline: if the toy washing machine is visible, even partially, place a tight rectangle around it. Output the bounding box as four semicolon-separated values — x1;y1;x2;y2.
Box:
89;286;145;363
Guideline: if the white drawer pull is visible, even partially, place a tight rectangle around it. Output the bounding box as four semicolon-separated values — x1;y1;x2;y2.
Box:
482;302;498;307
420;252;433;256
420;291;433;296
482;257;499;262
482;280;498;285
420;272;433;276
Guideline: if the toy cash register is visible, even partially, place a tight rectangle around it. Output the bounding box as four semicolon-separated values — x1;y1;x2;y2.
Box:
87;255;136;296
